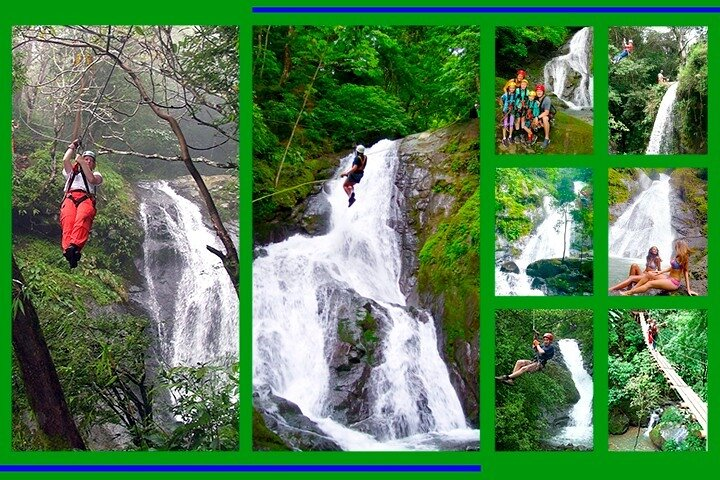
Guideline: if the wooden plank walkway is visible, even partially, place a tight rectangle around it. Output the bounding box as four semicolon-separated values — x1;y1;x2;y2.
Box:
636;312;707;438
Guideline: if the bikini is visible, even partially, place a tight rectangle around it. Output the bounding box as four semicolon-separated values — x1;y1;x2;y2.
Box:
668;259;682;287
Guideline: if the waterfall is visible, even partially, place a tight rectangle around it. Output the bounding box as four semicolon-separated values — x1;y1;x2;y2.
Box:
551;339;593;448
543;27;593;109
253;140;476;451
609;172;674;262
137;181;238;368
495;183;583;296
645;410;661;436
646;82;679;154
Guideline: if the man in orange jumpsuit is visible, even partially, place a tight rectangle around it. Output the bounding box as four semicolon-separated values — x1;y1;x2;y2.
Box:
60;139;103;268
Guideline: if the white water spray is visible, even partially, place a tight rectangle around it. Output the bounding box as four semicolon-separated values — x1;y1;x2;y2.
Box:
253;140;475;450
646;82;679;154
138;181;238;367
551;339;593;448
544;27;594;109
609;172;674;263
496;181;586;296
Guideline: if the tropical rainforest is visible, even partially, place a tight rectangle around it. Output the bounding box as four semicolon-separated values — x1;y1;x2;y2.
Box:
608;310;707;451
252;25;481;450
495;309;593;451
609;27;707;154
252;25;480;237
12;26;239;451
495;26;593;154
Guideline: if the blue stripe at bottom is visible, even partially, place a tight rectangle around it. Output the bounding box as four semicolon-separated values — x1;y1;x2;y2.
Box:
1;464;481;473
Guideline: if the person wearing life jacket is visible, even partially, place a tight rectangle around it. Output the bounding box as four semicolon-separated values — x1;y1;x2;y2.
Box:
535;84;553;149
496;332;556;385
500;81;518;147
521;89;541;145
60;139;103;268
612;38;634;64
340;145;367;207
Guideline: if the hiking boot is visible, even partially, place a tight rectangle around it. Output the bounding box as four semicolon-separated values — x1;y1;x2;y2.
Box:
501;138;508;147
541;138;550;149
64;245;79;269
348;196;356;207
509;136;515;144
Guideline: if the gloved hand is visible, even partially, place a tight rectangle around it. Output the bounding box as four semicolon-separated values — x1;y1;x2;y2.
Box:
68;138;81;150
533;339;540;347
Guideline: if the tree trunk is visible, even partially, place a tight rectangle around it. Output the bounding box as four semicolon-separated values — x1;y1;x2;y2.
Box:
12;257;86;450
562;206;568;261
111;49;239;294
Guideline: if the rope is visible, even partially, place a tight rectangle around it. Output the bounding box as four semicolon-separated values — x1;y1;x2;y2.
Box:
78;26;134;146
252;179;329;203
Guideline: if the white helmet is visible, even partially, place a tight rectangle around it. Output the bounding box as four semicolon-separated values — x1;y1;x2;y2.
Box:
356;145;365;153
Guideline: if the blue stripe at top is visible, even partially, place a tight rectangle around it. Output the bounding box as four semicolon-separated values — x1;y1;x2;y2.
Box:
1;464;481;473
253;6;720;13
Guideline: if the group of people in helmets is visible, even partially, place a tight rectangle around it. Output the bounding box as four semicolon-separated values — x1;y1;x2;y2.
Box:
498;69;554;150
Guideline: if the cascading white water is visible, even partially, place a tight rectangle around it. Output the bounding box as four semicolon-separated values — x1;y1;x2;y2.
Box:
138;181;238;367
544;27;594;109
645;411;661;436
253;140;476;451
646;82;679;154
609;172;674;264
495;180;586;296
551;339;593;448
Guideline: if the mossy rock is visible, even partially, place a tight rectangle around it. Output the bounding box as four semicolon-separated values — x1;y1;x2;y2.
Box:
609;407;630;435
252;408;291;451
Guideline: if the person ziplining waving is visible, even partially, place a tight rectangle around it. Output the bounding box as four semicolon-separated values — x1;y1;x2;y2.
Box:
60;139;103;268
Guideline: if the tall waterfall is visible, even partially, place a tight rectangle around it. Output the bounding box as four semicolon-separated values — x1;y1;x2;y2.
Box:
609;172;674;263
138;181;238;367
551;339;593;448
496;181;585;296
253;140;476;451
544;27;594;109
646;82;679;154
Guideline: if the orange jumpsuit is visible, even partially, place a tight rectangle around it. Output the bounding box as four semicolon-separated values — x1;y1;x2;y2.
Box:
60;168;98;251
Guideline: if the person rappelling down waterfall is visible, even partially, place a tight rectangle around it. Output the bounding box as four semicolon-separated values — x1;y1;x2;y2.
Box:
60;138;103;269
496;332;555;385
340;144;368;207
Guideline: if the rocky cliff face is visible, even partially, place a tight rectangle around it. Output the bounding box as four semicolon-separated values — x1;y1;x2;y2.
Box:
253;121;479;444
395;120;479;426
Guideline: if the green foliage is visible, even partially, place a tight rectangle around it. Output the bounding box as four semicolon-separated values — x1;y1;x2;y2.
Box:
495;309;592;451
494;168;542;242
253;408;290;451
607;168;638;206
176;26;238;128
13;239;149;446
418;189;479;357
495;27;570;75
608;309;707;436
252;25;480;227
155;363;239;451
609;27;707;154
495;169;593;255
675;42;707;153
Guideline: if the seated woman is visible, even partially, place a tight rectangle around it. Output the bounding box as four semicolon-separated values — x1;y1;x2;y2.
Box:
609;246;662;292
621;240;698;296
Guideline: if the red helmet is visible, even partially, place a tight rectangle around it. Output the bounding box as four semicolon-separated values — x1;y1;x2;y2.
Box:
543;332;554;341
535;84;545;92
517;69;526;77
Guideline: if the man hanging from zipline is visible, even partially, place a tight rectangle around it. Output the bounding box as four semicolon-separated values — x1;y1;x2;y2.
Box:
496;331;555;385
60;139;103;268
340;144;367;207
